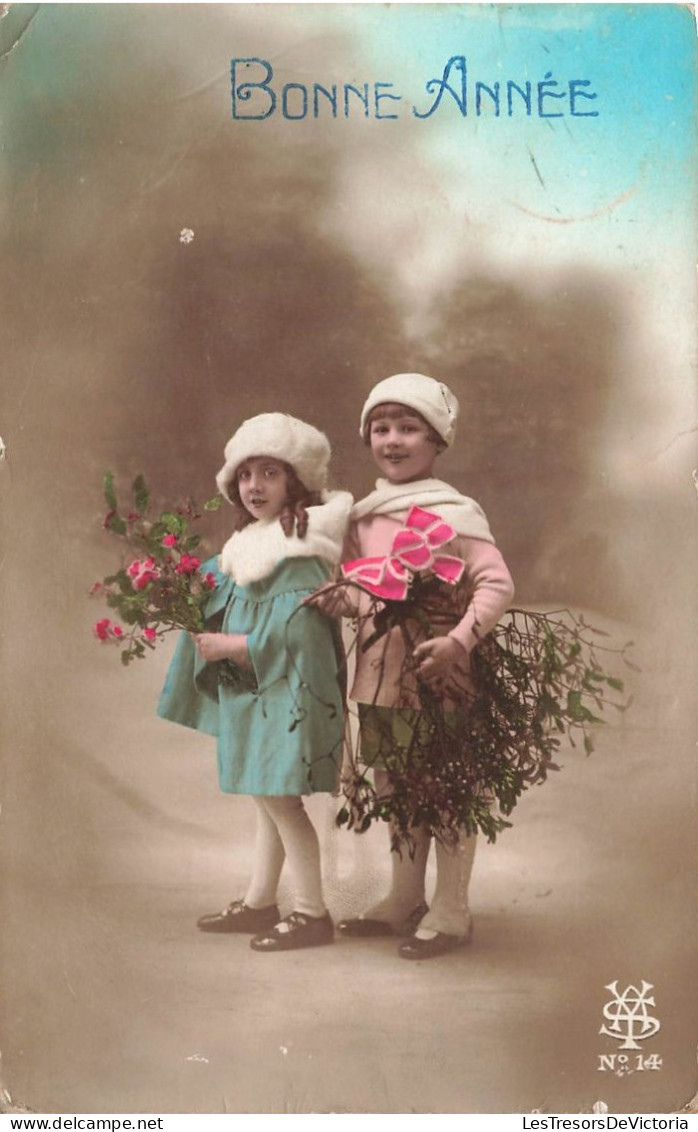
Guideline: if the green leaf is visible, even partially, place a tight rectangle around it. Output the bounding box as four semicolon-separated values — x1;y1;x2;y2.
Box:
605;675;625;692
115;572;135;594
566;689;588;722
204;495;223;511
160;511;185;536
132;474;150;516
119;604;147;625
148;521;167;541
105;513;127;536
104;471;117;510
584;668;605;683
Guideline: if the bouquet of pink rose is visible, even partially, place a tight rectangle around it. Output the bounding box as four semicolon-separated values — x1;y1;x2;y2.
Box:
91;472;222;665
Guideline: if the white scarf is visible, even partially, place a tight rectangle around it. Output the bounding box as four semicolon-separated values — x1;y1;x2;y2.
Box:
352;478;494;544
219;490;353;586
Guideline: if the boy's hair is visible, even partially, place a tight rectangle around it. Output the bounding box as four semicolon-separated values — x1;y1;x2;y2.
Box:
228;462;321;538
362;402;445;450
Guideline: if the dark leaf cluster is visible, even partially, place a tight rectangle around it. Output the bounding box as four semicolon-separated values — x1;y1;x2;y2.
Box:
337;597;634;852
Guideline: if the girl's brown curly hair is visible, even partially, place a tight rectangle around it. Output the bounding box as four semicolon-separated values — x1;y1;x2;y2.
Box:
226;462;321;539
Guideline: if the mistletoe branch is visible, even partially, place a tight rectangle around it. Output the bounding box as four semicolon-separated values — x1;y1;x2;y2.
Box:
337;591;634;850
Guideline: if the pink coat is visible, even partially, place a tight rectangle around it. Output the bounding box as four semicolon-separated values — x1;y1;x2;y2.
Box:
343;512;515;710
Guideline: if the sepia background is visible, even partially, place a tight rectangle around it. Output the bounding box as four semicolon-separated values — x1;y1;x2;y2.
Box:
0;2;696;1115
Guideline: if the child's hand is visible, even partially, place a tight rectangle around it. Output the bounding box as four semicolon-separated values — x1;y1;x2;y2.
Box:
193;632;250;668
413;636;467;690
303;582;358;618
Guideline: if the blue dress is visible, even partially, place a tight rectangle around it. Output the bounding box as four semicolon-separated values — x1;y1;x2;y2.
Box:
157;555;343;795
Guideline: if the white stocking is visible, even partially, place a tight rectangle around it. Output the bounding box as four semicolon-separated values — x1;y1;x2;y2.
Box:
243;798;286;909
418;832;477;938
260;795;327;919
361;768;431;926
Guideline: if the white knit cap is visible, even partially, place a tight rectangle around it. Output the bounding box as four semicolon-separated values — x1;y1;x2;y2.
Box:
216;413;331;502
359;373;460;447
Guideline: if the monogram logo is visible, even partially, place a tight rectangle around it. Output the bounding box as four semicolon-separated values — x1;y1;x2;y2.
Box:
599;981;661;1050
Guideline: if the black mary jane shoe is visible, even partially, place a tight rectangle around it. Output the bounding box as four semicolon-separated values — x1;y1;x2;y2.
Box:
398;923;473;961
337;901;429;939
336;917;394;938
250;911;334;952
196;900;280;934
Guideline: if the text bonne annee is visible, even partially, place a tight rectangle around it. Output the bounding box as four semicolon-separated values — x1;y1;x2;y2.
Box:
231;56;599;121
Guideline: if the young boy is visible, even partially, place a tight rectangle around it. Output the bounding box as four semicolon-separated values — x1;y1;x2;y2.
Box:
322;373;515;959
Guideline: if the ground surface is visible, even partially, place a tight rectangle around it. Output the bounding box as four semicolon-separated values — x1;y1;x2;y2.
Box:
1;627;696;1116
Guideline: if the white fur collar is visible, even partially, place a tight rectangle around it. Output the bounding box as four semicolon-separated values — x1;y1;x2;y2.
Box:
219;490;353;586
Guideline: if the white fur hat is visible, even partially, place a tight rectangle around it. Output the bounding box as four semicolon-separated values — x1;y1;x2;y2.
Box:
216;413;331;502
359;373;460;447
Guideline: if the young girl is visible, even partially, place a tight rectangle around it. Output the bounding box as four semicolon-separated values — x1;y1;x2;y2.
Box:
316;373;515;960
157;412;353;952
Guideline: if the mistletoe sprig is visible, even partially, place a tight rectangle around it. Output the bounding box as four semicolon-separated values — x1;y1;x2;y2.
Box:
91;473;222;665
337;594;636;849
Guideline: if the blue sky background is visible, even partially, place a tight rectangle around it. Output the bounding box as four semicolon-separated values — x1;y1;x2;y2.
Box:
299;3;696;263
260;3;696;500
2;2;695;497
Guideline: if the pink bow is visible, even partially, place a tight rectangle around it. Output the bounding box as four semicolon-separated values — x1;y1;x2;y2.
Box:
342;506;465;600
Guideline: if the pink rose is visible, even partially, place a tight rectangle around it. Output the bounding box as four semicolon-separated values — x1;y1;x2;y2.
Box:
203;572;217;590
162;534;178;548
94;619;124;643
175;554;201;576
128;557;160;590
133;572;157;591
143;627;157;642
